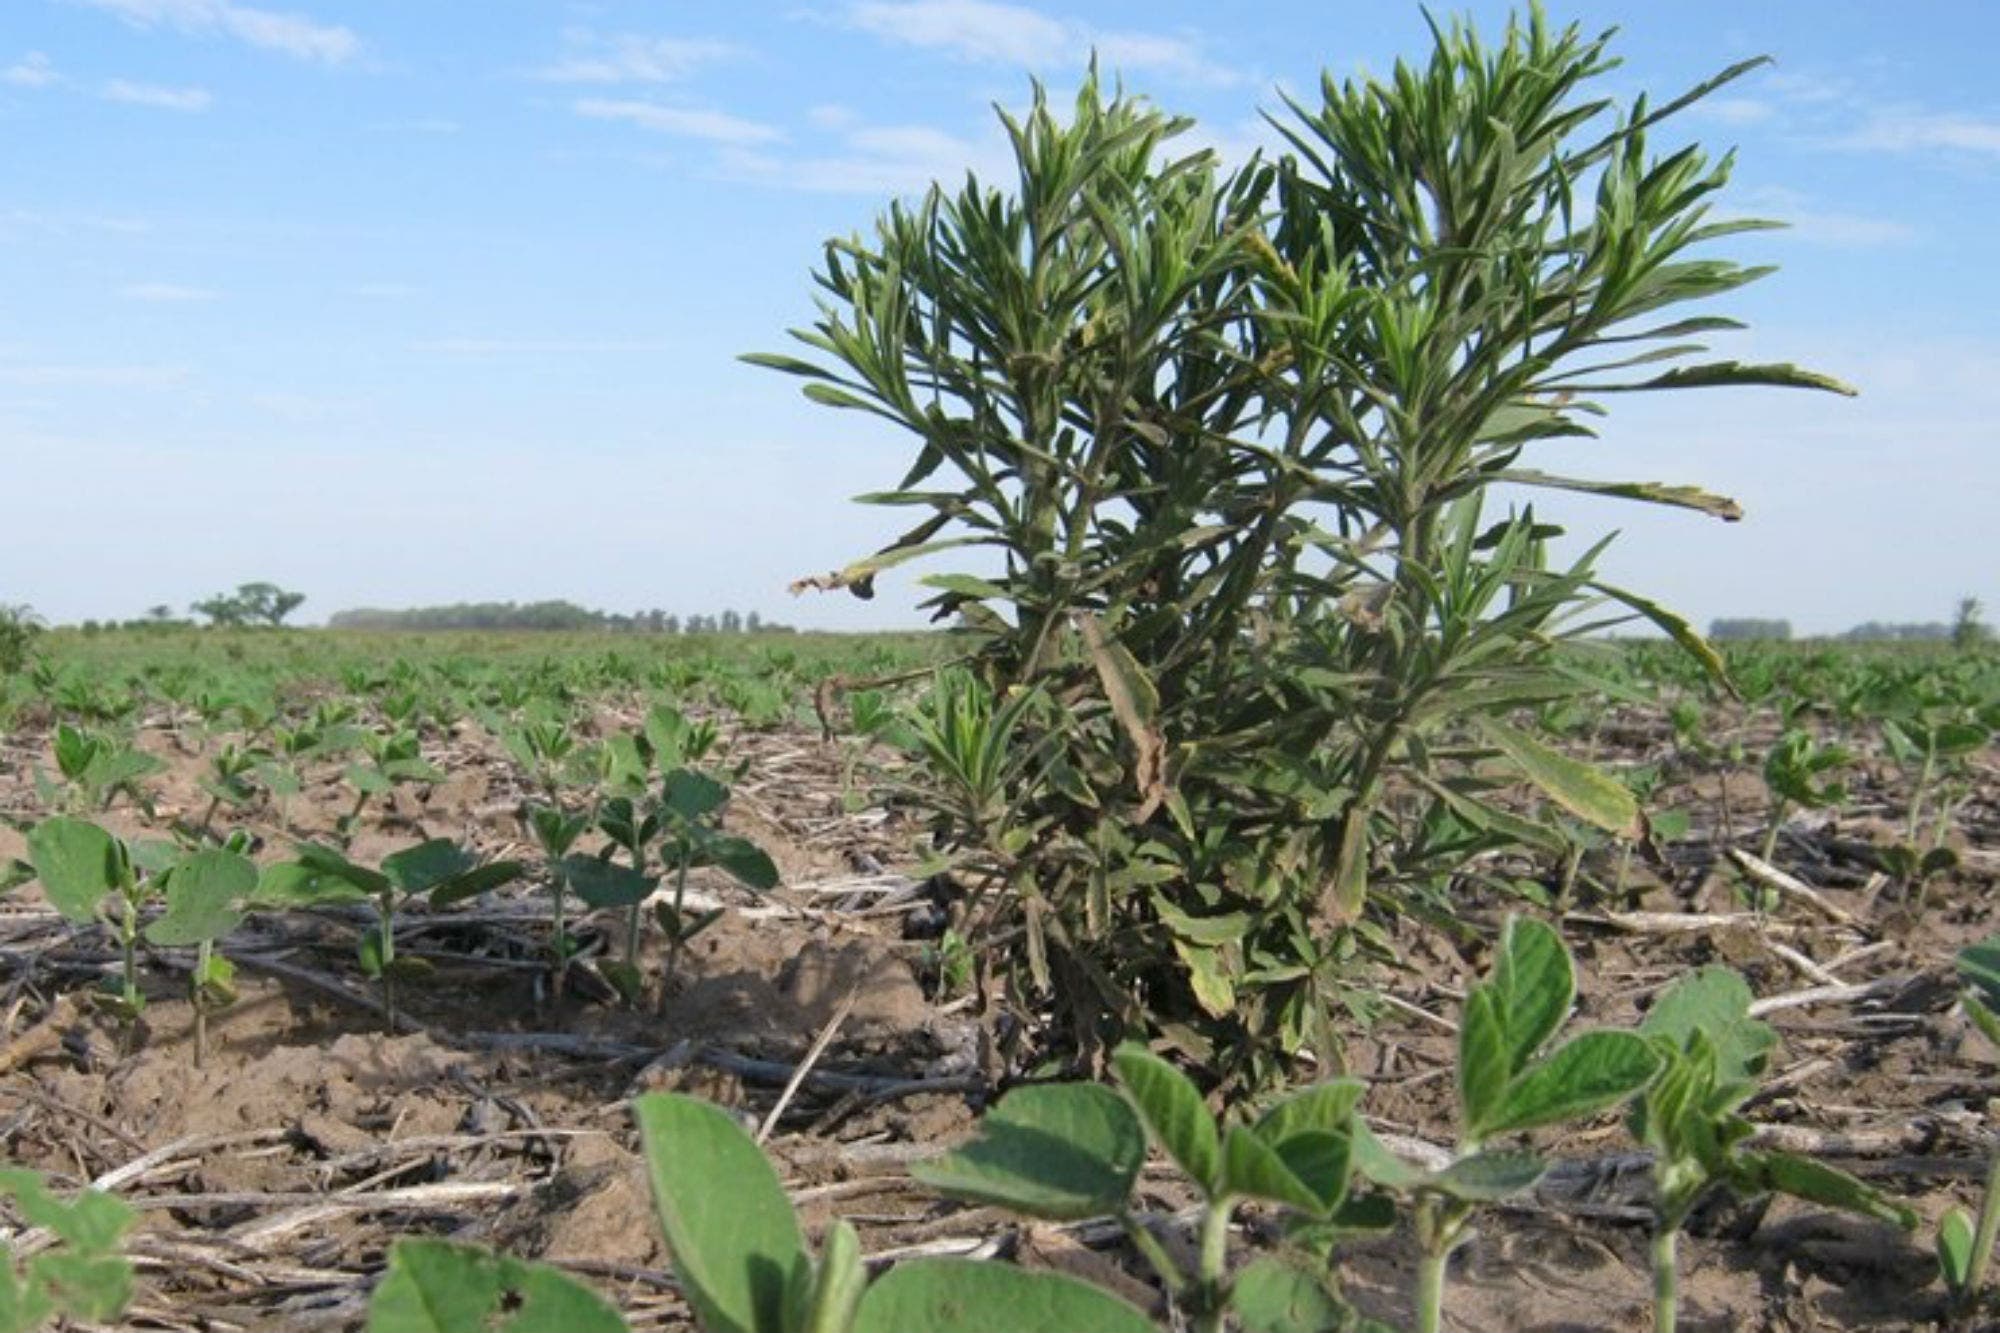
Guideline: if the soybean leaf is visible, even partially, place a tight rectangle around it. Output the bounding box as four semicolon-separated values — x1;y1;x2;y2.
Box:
1256;1079;1367;1147
1642;967;1774;1086
366;1239;626;1333
1491;916;1573;1070
1222;1124;1323;1214
1271;1129;1354;1214
697;836;780;893
634;1093;807;1333
1481;1031;1659;1138
1474;717;1643;839
804;1220;867;1333
1957;936;2000;1010
1230;1256;1355;1333
913;1085;1144;1220
381;840;472;895
144;849;254;946
24;819;118;922
253;858;372;907
295;843;390;896
850;1257;1155;1333
1938;1206;1975;1292
1457;987;1510;1135
427;859;527;908
1112;1042;1221;1194
1347;1122;1433;1192
1430;1150;1548;1202
663;770;729;821
560;856;659;910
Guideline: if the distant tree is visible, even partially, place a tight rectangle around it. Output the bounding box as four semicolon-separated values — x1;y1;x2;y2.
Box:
191;594;249;627
720;609;743;633
1954;597;1991;650
663;614;681;635
745;610;763;633
234;581;306;626
1709;618;1791;642
0;603;43;676
146;604;173;622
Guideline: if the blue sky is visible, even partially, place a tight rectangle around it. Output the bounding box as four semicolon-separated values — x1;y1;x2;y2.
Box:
2;0;1995;633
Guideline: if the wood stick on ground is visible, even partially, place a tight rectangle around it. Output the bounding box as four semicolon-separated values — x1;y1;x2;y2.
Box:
759;986;859;1145
1749;974;1906;1018
0;994;76;1076
1728;848;1858;926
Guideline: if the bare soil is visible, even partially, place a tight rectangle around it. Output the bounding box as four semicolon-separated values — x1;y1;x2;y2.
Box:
0;701;1995;1331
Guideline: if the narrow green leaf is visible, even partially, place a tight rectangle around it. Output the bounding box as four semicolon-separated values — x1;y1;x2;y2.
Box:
1474;717;1643;839
1743;1150;1916;1230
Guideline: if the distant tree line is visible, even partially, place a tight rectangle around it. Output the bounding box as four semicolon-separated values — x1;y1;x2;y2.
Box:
325;600;790;634
1708;618;1792;642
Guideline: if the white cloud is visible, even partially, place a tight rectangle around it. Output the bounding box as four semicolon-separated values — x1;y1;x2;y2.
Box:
721;117;1004;195
120;281;219;300
1732;188;1917;249
845;1;1240;86
101;79;212;111
536;30;739;84
1836;109;2000;159
411;338;677;354
0;363;189;388
573;98;781;145
74;0;359;65
3;52;60;88
1690;96;1774;127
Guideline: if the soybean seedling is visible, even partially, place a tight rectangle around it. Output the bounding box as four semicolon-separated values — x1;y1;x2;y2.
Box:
1942;936;2000;1320
142;844;255;1067
1757;728;1849;864
24;818;158;1020
653;767;776;1002
196;741;269;835
1354;916;1660;1333
1633;967;1912;1333
911;1043;1395;1332
523;804;591;1002
259;840;522;1032
339;727;443;839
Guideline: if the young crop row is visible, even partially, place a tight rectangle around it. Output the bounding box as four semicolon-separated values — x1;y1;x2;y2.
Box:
13;922;2000;1333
